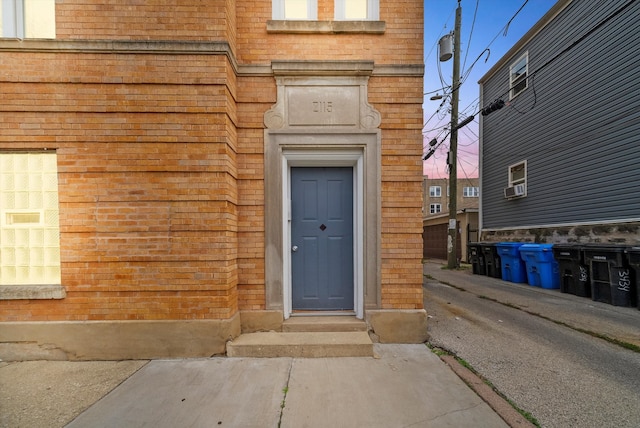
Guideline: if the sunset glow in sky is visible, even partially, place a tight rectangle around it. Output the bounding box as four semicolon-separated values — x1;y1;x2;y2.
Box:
422;0;557;178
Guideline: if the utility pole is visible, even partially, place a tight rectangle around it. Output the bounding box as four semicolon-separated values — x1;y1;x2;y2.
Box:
447;1;462;269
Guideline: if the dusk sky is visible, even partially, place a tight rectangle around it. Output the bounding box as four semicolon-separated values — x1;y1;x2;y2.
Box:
422;0;558;178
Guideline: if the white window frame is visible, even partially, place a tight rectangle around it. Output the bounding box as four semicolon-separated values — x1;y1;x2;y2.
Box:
509;52;528;99
508;160;527;186
272;0;318;20
429;204;441;214
507;160;527;198
1;0;25;38
429;186;441;198
1;0;56;39
335;0;379;20
463;187;479;197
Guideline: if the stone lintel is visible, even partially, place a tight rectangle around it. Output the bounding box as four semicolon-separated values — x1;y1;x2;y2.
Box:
271;60;374;76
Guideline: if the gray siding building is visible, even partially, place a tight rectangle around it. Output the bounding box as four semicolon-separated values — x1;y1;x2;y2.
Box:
478;0;640;244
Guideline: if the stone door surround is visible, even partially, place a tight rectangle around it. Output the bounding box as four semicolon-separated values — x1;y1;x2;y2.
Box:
264;60;381;318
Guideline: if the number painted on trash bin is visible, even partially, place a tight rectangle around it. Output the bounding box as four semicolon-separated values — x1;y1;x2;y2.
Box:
579;266;588;282
618;269;631;292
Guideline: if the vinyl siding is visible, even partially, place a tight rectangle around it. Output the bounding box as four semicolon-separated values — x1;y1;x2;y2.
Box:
480;0;640;229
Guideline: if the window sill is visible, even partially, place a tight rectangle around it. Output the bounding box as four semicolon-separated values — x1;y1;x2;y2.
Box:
267;20;385;34
0;284;66;300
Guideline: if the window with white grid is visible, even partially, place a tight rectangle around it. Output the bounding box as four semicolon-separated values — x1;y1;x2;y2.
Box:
1;152;61;285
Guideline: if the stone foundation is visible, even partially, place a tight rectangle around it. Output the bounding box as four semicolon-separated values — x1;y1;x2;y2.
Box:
240;310;284;333
481;222;640;245
365;309;428;344
0;314;241;361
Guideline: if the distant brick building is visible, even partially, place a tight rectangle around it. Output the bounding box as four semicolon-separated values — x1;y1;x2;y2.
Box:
422;177;479;262
0;0;426;359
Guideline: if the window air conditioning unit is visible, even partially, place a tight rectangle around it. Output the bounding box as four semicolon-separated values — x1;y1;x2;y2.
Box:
504;183;526;199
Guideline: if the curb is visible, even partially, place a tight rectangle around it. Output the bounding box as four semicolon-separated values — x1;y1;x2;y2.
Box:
440;355;535;428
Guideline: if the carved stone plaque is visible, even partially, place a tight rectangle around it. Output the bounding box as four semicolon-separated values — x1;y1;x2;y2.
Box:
287;86;359;127
263;66;381;130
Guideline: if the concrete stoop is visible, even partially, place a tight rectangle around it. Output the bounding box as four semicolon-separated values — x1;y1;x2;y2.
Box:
226;316;373;357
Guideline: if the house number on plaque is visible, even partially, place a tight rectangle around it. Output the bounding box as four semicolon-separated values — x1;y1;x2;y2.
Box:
312;101;333;113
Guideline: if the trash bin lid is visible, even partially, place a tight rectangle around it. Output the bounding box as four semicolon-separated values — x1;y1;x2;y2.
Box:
625;246;640;265
583;244;626;265
519;244;556;262
552;244;582;260
519;244;553;251
495;242;524;256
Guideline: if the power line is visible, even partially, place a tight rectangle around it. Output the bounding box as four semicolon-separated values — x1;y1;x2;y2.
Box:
480;0;637;113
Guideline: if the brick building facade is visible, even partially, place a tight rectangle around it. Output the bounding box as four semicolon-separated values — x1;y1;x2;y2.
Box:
0;0;426;359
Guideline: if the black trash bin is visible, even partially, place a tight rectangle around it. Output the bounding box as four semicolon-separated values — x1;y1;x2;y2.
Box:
624;247;640;310
480;243;502;279
583;244;634;307
552;244;590;297
468;243;485;275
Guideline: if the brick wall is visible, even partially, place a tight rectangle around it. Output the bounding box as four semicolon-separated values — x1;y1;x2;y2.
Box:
373;77;424;310
1;0;425;320
234;1;425;311
236;0;422;64
56;0;234;41
0;47;239;321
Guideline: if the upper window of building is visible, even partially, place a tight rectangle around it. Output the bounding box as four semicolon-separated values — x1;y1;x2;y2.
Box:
429;186;441;198
272;0;318;20
272;0;379;20
0;0;55;39
0;152;61;286
335;0;379;20
463;187;479;197
508;161;526;186
504;160;527;199
509;52;528;99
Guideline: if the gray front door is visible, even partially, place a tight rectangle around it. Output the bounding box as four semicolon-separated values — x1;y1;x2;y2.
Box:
291;167;354;310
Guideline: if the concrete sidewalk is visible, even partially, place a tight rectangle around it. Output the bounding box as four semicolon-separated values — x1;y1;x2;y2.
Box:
1;344;509;428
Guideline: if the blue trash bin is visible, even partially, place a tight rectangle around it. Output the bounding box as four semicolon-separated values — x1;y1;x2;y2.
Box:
519;244;560;289
496;242;527;283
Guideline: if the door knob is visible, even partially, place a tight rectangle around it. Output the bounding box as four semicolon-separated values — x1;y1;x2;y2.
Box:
292;245;299;252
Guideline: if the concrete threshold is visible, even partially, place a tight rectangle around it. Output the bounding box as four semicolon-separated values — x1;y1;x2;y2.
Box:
226;331;373;358
283;315;367;332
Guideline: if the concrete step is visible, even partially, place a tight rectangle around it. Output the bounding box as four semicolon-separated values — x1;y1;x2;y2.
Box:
282;316;368;333
226;331;373;358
